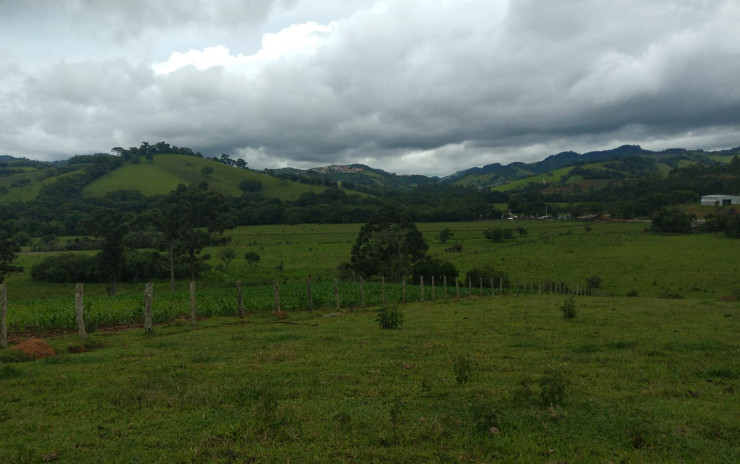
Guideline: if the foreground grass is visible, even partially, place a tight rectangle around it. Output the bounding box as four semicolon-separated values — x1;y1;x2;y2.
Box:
2;296;738;463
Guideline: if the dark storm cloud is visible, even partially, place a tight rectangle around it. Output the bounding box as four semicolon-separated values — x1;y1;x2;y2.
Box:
1;0;739;175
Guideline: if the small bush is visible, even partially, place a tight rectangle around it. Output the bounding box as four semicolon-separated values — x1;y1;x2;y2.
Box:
540;368;567;406
626;289;639;297
376;305;403;329
586;274;602;290
560;296;576;319
452;354;473;385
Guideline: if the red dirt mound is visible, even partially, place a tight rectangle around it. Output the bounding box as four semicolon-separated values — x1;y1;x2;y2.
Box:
10;338;56;360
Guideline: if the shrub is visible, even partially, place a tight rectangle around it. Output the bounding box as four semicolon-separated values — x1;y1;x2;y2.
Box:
586;274;602;290
410;257;458;283
560;296;576;319
465;266;510;289
376;305;403;329
540;367;567;406
452;354;473;385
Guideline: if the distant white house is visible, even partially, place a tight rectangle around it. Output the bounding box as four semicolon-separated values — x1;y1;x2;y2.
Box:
701;194;740;206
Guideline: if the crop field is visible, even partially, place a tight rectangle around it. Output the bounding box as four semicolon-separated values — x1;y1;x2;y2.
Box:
4;220;740;333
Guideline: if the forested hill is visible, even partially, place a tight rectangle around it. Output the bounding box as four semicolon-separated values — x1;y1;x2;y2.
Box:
444;145;740;188
1;141;739;241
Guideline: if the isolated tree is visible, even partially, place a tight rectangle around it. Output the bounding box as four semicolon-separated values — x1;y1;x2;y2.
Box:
349;205;428;280
83;208;131;295
200;166;214;177
651;209;695;234
111;147;124;156
155;183;229;283
219;248;237;270
0;231;21;284
244;251;261;267
438;228;453;244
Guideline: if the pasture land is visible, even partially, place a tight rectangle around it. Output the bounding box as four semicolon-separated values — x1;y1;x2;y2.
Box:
1;296;738;462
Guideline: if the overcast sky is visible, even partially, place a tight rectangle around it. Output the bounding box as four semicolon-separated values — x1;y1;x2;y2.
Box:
1;0;739;176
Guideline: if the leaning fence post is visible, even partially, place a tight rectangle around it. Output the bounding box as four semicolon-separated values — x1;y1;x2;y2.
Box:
144;282;153;333
1;283;7;348
236;280;245;317
306;275;313;312
75;283;87;340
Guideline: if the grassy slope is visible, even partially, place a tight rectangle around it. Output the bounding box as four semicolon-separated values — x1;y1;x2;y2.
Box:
1;296;738;462
84;154;329;201
0;168;84;205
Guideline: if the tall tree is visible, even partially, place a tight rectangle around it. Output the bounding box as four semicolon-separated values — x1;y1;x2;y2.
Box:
0;231;21;284
349;205;428;280
155;183;229;283
83;209;131;295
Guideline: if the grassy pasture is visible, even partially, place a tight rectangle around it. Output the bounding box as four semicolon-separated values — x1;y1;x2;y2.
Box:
84;154;333;201
1;296;738;462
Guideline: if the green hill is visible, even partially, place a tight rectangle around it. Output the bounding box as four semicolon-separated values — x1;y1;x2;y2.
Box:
84;154;335;201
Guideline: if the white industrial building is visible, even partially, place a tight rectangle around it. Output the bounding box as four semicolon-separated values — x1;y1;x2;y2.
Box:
701;194;740;206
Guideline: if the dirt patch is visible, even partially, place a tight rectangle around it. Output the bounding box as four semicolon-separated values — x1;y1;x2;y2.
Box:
10;338;56;360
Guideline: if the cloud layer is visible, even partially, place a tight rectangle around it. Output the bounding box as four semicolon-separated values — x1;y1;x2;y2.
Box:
2;0;739;175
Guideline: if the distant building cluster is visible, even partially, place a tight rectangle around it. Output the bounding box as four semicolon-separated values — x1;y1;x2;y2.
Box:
701;194;740;206
310;165;364;174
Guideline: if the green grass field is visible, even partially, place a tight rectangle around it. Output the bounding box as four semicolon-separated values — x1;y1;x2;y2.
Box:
2;220;740;462
1;296;738;462
83;154;334;201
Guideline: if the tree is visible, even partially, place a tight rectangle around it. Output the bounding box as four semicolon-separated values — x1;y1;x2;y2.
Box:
156;183;229;283
111;147;124;156
349;205;428;280
219;248;237;270
244;251;261;267
651;209;695;234
0;231;21;284
438;228;453;244
201;166;214;177
84;208;131;295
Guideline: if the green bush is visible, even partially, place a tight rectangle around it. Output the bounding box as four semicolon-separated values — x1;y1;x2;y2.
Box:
452;354;473;385
560;296;576;319
376;305;403;329
540;368;567;406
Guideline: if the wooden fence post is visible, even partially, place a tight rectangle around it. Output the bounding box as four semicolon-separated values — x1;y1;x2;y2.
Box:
402;277;407;304
306;275;313;312
468;277;472;296
360;277;366;308
443;275;448;299
75;283;87;340
420;275;424;302
431;276;436;301
189;280;196;325
490;277;494;297
500;277;503;295
273;280;281;312
1;283;7;348
455;278;460;299
334;278;340;310
479;277;483;297
237;280;245;318
144;282;153;333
